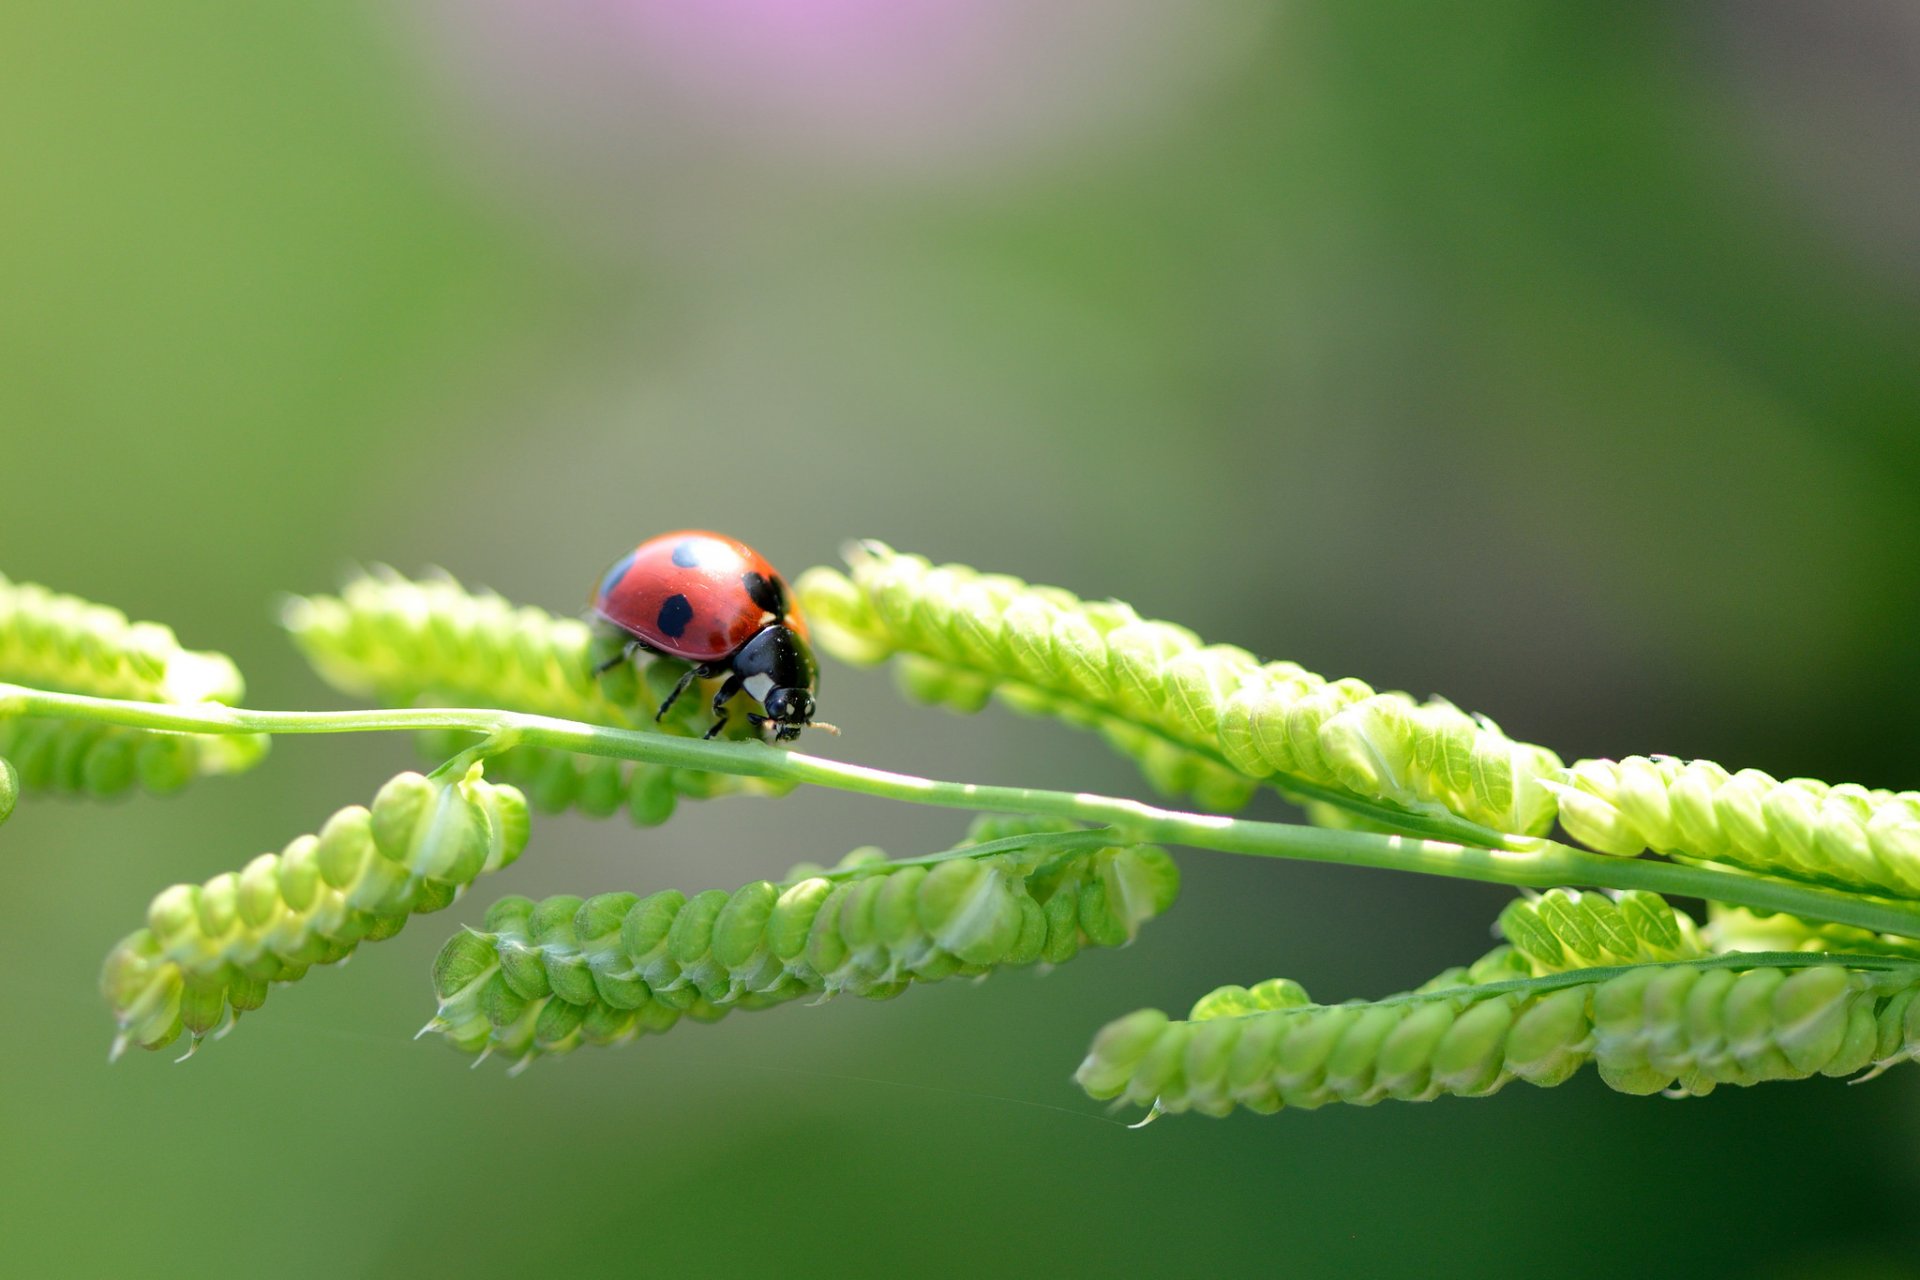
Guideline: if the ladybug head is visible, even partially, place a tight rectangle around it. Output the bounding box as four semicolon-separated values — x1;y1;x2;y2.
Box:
761;687;817;742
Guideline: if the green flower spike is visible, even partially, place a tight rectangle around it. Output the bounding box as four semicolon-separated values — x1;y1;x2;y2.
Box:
0;572;265;796
1496;889;1706;975
426;817;1179;1070
1556;755;1920;900
795;542;1563;836
1703;904;1920;961
100;764;528;1059
1077;958;1920;1118
283;568;791;825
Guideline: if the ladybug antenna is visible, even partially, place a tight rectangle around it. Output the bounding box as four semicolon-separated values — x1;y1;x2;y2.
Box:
805;720;841;736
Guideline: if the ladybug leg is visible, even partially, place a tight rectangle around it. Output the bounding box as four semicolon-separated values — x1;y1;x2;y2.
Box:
592;639;641;677
654;662;713;722
702;672;746;740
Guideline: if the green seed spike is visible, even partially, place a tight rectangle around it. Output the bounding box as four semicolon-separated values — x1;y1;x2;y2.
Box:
425;816;1179;1069
1077;958;1920;1118
0;572;266;796
1497;889;1706;975
1702;903;1920;960
794;542;1563;835
283;568;792;825
1556;755;1920;901
101;764;528;1059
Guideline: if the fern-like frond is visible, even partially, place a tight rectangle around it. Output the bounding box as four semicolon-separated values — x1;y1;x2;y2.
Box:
1079;958;1920;1118
426;817;1178;1068
796;542;1562;834
0;572;265;795
1497;888;1706;975
101;766;528;1058
1556;756;1920;900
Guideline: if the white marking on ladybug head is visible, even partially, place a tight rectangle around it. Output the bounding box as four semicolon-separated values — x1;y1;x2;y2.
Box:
743;673;775;704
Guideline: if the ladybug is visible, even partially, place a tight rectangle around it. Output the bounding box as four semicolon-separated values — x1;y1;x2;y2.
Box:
589;531;828;743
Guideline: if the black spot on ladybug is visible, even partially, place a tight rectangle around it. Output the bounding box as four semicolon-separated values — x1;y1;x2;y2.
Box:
742;571;785;615
596;552;636;602
656;594;695;638
671;539;706;569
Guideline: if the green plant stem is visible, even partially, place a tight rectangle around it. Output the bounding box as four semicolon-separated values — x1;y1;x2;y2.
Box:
1191;951;1920;1023
9;682;1920;939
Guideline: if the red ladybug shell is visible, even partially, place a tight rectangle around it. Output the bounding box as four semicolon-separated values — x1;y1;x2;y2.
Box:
591;531;807;664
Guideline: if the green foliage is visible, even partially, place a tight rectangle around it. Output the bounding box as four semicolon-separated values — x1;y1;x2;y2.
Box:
1078;959;1920;1118
101;765;528;1057
0;572;265;795
283;568;791;824
426;818;1178;1068
1704;904;1920;962
797;542;1564;834
8;554;1919;1122
1557;755;1920;898
1496;889;1705;975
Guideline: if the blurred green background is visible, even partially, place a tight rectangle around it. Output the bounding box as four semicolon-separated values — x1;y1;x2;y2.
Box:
5;2;1919;1275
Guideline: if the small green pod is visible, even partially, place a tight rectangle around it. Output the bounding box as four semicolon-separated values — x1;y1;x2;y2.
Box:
431;930;498;1002
1822;997;1881;1078
1504;988;1592;1086
666;889;731;967
620;890;687;964
494;936;553;1002
1374;1000;1458;1100
1429;997;1515;1096
1223;1011;1291;1097
1180;1017;1245;1113
627;765;677;827
314;807;377;890
871;865;929;952
196;872;241;941
80;733;136;797
1076;877;1127;950
711;881;779;973
533;997;587;1051
1770;965;1853;1076
766;879;832;963
1271;1005;1361;1096
1041;882;1082;965
479;971;530;1028
1321;1005;1406;1101
226;973;268;1014
1718;968;1792;1082
1101;621;1194;720
804;883;856;981
836;874;890;957
1002;895;1048;968
235;854;283;930
1076;1009;1172;1099
179;976;229;1038
1122;1020;1192;1109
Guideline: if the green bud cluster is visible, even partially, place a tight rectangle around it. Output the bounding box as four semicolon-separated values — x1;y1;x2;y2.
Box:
795;543;1563;834
427;822;1179;1067
1077;960;1920;1117
0;572;265;796
1497;889;1705;975
0;756;16;825
1557;755;1920;899
1704;904;1920;961
101;766;528;1058
283;569;790;825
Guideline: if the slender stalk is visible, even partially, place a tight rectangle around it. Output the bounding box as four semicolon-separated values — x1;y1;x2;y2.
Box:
9;682;1920;938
